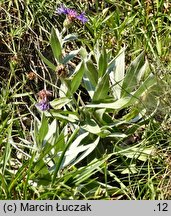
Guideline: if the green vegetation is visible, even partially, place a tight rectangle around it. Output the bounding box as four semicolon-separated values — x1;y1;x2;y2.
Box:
0;0;171;200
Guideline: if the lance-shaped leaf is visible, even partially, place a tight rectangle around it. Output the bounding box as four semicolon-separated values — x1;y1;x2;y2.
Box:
98;47;108;78
121;51;145;97
70;61;85;94
126;74;158;106
62;49;80;65
81;118;101;134
50;27;62;63
71;136;100;167
86;96;131;110
63;34;78;43
38;51;56;71
59;133;100;168
50;97;71;110
109;48;125;99
85;59;98;87
83;75;95;98
92;72;109;102
36;113;48;147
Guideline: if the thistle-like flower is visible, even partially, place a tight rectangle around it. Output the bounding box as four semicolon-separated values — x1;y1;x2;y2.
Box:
36;100;50;111
56;5;68;15
76;12;88;24
36;89;52;111
56;5;88;24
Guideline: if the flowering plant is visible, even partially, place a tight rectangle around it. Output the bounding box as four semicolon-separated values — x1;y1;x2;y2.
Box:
35;4;158;181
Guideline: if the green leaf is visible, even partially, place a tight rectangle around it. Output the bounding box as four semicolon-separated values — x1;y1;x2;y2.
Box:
8;161;30;192
121;164;137;174
12;92;33;98
109;48;125;99
59;79;69;98
71;136;100;167
44;119;58;142
83;75;95;98
53;130;65;154
70;61;85;94
59;133;100;168
52;127;80;184
81;118;101;134
86;97;131;109
45;110;79;123
34;159;49;175
93;108;113;125
79;47;88;59
92;72;109;102
136;60;149;83
98;47;108;77
32;129;65;178
108;132;127;138
2;126;12;174
127;74;157;106
118;146;156;162
63;34;78;43
121;51;145;97
50;27;62;62
62;49;80;65
50;97;71;110
37;114;48;146
73;157;109;185
0;173;8;196
85;59;98;87
59;132;89;168
38;51;56;71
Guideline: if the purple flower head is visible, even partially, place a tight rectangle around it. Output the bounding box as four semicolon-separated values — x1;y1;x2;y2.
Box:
56;5;77;18
76;12;88;24
67;9;78;19
56;5;88;24
36;100;50;111
56;5;68;15
36;89;52;111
